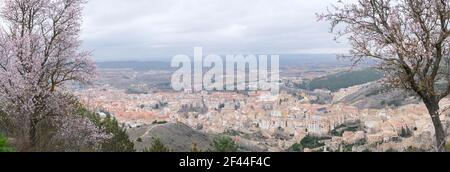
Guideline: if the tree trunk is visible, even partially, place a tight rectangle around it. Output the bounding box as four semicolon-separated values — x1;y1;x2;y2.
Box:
28;118;38;152
424;101;447;152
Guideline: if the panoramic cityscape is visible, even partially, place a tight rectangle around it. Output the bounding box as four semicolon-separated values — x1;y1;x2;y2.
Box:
73;57;449;152
1;0;450;157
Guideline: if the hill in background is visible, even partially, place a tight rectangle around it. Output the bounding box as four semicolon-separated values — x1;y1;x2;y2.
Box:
297;68;383;92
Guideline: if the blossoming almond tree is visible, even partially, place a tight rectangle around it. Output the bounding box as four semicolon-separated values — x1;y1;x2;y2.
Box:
319;0;450;152
0;0;105;151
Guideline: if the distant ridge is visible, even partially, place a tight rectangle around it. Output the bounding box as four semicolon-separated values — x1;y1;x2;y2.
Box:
96;61;172;71
95;54;360;71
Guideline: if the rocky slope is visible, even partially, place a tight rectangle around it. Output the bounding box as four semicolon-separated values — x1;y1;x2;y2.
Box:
333;82;421;109
127;122;214;152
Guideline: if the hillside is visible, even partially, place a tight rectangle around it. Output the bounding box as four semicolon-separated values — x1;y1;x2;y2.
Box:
127;123;214;152
333;82;421;109
97;61;172;71
298;68;383;92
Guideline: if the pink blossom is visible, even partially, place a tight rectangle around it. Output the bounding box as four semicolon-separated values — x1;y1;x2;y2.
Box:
0;0;100;151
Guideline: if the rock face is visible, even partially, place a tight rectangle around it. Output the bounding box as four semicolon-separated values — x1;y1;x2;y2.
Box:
127;123;214;152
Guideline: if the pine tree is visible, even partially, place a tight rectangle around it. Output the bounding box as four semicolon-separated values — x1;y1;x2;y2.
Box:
101;117;135;152
77;106;135;152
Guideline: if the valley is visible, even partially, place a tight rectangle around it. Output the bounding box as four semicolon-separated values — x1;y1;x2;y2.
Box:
73;56;450;152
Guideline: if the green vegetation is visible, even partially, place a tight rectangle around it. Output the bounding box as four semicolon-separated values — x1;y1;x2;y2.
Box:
330;124;360;137
0;134;14;152
298;68;383;91
291;143;304;152
301;135;329;149
213;135;239;152
1;95;135;152
224;129;251;140
152;120;168;125
341;139;367;152
100;117;135;152
225;129;242;137
144;138;170;152
77;106;135;152
291;135;331;151
342;144;354;152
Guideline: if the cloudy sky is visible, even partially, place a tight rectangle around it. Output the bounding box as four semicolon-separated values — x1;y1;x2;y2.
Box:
81;0;349;61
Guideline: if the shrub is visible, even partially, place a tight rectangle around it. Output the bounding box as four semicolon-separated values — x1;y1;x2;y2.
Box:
1;99;113;152
340;139;367;152
152;120;168;125
77;105;135;152
289;135;330;152
144;138;170;152
8;98;112;152
342;144;354;152
213;135;238;152
330;124;360;137
300;135;329;149
100;117;135;152
291;143;303;152
191;143;201;152
0;135;14;152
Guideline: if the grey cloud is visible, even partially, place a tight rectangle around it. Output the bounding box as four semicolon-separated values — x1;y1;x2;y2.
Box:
81;0;348;61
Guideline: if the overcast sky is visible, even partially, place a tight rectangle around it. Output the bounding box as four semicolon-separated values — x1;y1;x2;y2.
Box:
81;0;349;61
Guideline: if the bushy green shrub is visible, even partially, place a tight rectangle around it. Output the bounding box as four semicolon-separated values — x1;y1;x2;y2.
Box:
330;124;360;137
100;117;135;152
152;120;167;125
340;139;367;152
213;135;238;152
144;138;170;152
290;135;330;152
291;143;303;152
0;135;15;152
300;135;329;149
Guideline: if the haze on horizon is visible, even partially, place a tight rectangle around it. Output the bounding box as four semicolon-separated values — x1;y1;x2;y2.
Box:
81;0;349;61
